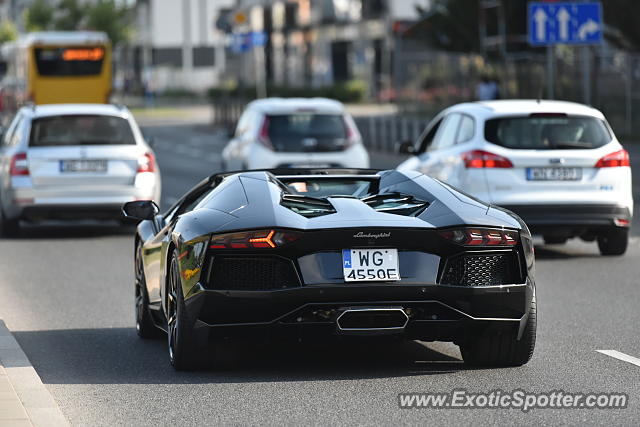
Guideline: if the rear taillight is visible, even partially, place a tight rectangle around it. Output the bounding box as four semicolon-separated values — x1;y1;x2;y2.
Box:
137;152;155;173
439;228;519;246
463;150;513;168
209;229;300;249
257;117;274;150
10;152;29;176
343;116;360;148
595;149;630;168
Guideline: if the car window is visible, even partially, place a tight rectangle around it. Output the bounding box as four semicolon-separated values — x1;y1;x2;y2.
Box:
417;118;443;153
485;115;612;149
234;110;253;138
2;114;22;147
456;114;475;143
8;115;25;147
429;114;461;151
29;115;136;147
264;114;348;152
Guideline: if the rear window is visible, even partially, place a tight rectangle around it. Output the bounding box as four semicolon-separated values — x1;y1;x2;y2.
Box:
29;115;136;147
34;47;105;76
268;114;347;139
485;115;612;149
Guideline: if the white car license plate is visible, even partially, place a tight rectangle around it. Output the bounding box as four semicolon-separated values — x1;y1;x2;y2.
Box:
60;159;107;173
526;167;582;181
342;249;400;282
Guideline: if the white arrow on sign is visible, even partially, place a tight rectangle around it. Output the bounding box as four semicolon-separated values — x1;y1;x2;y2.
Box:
578;19;599;40
534;8;548;41
557;7;570;41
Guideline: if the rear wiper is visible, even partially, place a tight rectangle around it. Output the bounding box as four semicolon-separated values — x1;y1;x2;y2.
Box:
550;141;593;149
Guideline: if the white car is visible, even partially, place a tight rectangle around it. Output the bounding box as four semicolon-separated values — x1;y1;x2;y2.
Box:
0;104;161;235
221;98;369;170
397;100;633;255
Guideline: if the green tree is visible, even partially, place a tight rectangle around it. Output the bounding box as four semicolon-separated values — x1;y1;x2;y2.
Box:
23;0;55;32
54;0;87;31
602;0;640;50
0;20;18;44
86;0;133;45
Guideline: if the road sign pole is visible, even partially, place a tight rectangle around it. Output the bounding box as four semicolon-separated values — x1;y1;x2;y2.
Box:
546;46;555;99
582;46;591;105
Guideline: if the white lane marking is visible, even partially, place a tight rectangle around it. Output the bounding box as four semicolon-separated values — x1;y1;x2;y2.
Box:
596;350;640;367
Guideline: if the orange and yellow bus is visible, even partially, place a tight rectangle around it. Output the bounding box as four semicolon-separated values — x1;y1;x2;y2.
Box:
2;31;112;106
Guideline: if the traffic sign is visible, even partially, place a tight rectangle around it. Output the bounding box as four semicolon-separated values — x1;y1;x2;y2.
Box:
250;31;267;47
528;2;602;46
230;32;268;53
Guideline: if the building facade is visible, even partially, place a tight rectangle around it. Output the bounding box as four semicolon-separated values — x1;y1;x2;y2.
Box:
132;0;233;93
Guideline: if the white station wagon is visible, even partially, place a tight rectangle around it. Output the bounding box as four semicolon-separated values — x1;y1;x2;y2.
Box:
0;104;161;235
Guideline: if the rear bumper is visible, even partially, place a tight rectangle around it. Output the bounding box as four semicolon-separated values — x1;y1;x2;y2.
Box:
3;181;159;220
499;204;632;233
180;279;534;345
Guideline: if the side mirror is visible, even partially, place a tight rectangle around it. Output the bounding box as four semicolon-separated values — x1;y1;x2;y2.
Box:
145;135;155;148
397;140;416;155
122;200;159;221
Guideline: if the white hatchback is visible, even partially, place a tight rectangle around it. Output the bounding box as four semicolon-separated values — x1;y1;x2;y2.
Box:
397;100;633;255
221;98;369;171
0;104;161;235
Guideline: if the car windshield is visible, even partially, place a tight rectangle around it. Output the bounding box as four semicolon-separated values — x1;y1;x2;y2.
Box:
34;47;105;76
29;115;136;147
281;179;373;198
484;115;612;149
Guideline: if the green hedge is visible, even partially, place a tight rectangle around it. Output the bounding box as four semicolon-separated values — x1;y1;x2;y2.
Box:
208;80;366;103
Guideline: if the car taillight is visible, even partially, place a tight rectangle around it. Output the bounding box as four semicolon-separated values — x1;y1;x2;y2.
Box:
439;228;519;246
10;152;29;176
462;150;513;168
595;149;629;168
343;116;360;148
209;229;300;249
137;152;155;173
257;116;274;150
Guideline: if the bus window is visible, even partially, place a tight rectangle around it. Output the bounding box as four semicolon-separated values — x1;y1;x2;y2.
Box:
34;47;105;76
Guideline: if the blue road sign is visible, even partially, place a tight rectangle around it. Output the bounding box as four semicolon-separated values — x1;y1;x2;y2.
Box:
251;31;267;47
231;33;250;53
528;2;602;46
230;32;267;53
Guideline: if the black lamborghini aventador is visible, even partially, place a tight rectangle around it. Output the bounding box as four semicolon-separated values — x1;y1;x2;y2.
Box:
123;168;536;370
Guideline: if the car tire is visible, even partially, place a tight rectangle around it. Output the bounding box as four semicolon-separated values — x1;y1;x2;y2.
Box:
597;228;628;256
166;250;201;370
135;244;162;339
0;211;20;238
166;249;234;371
460;295;536;367
543;235;567;245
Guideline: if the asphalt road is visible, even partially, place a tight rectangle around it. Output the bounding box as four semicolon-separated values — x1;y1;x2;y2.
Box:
0;112;639;425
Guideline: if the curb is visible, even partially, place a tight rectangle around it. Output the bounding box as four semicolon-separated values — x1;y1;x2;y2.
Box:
0;320;68;427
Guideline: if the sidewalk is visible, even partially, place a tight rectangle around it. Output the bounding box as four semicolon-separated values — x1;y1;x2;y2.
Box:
0;321;68;427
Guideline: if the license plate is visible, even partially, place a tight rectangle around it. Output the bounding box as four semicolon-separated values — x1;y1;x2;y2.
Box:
526;167;582;181
342;249;400;282
59;159;107;173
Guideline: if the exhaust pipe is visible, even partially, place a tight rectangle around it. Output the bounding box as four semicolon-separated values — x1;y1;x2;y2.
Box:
336;307;409;335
